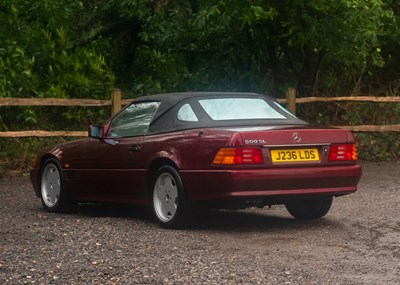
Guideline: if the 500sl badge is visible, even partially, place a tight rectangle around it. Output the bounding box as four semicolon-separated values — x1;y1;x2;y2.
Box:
245;139;267;144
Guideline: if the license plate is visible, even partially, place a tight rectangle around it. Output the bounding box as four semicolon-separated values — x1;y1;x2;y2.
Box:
270;148;319;163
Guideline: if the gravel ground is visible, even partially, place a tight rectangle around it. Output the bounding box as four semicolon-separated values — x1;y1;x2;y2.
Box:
0;161;399;285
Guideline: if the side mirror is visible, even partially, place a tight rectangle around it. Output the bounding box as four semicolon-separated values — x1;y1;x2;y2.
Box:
88;125;102;138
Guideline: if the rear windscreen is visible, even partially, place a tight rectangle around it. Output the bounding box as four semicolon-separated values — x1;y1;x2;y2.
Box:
199;98;287;120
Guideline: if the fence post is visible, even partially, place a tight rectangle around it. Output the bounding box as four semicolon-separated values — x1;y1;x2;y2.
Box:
111;88;122;116
286;87;296;115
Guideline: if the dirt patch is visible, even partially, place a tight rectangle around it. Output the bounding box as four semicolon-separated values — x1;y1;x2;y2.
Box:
0;161;399;284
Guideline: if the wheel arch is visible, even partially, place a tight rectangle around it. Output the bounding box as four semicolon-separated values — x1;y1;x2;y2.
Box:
147;157;194;201
149;158;192;228
36;154;62;198
148;157;179;183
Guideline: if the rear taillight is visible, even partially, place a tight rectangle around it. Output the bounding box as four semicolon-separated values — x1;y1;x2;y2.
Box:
328;144;358;161
212;147;263;165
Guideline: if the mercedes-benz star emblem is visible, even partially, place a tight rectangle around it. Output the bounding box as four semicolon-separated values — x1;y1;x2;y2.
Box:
292;132;301;143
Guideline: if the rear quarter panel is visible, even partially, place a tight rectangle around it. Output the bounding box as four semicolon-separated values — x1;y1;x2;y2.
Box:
143;129;233;170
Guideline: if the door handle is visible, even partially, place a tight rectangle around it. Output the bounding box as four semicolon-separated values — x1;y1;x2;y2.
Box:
128;145;141;152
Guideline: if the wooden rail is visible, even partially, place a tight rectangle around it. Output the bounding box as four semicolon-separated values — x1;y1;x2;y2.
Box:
294;96;400;103
1;88;399;137
0;130;87;137
334;124;400;132
0;97;132;107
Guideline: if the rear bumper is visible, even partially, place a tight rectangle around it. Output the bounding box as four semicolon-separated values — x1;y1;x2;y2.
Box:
181;164;362;202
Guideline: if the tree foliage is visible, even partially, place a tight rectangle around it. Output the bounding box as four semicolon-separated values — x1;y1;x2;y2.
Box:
121;0;398;96
0;0;399;168
1;0;398;98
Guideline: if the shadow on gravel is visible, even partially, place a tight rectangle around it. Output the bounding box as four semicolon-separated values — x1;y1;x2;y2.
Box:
57;203;341;233
73;202;153;220
191;209;341;233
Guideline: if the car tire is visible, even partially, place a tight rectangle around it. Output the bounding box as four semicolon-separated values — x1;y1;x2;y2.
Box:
152;165;190;229
40;158;74;213
285;196;333;220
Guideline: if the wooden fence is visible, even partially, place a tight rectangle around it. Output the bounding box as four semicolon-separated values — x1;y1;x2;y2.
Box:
0;88;400;137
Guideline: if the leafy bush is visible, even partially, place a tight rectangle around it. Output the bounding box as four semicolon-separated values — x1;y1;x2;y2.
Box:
0;0;399;177
0;137;73;178
355;133;400;161
297;100;400;161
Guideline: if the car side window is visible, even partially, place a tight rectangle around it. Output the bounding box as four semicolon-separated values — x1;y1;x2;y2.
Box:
107;102;160;137
177;104;199;122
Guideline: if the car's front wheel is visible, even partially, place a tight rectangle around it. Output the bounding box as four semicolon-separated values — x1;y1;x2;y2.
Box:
40;158;74;213
152;166;190;229
285;196;333;220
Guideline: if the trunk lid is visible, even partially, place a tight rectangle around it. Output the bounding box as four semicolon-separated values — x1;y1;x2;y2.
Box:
224;126;356;166
236;126;352;146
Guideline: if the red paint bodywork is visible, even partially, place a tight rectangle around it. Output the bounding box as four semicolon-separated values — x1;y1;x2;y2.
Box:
30;125;362;207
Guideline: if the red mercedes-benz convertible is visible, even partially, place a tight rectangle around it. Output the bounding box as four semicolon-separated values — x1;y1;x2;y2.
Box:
30;92;362;228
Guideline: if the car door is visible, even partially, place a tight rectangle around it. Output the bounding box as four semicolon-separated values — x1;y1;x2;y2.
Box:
91;101;161;203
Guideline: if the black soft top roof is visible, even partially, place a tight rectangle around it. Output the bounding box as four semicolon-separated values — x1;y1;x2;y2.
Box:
133;92;260;116
131;92;307;134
